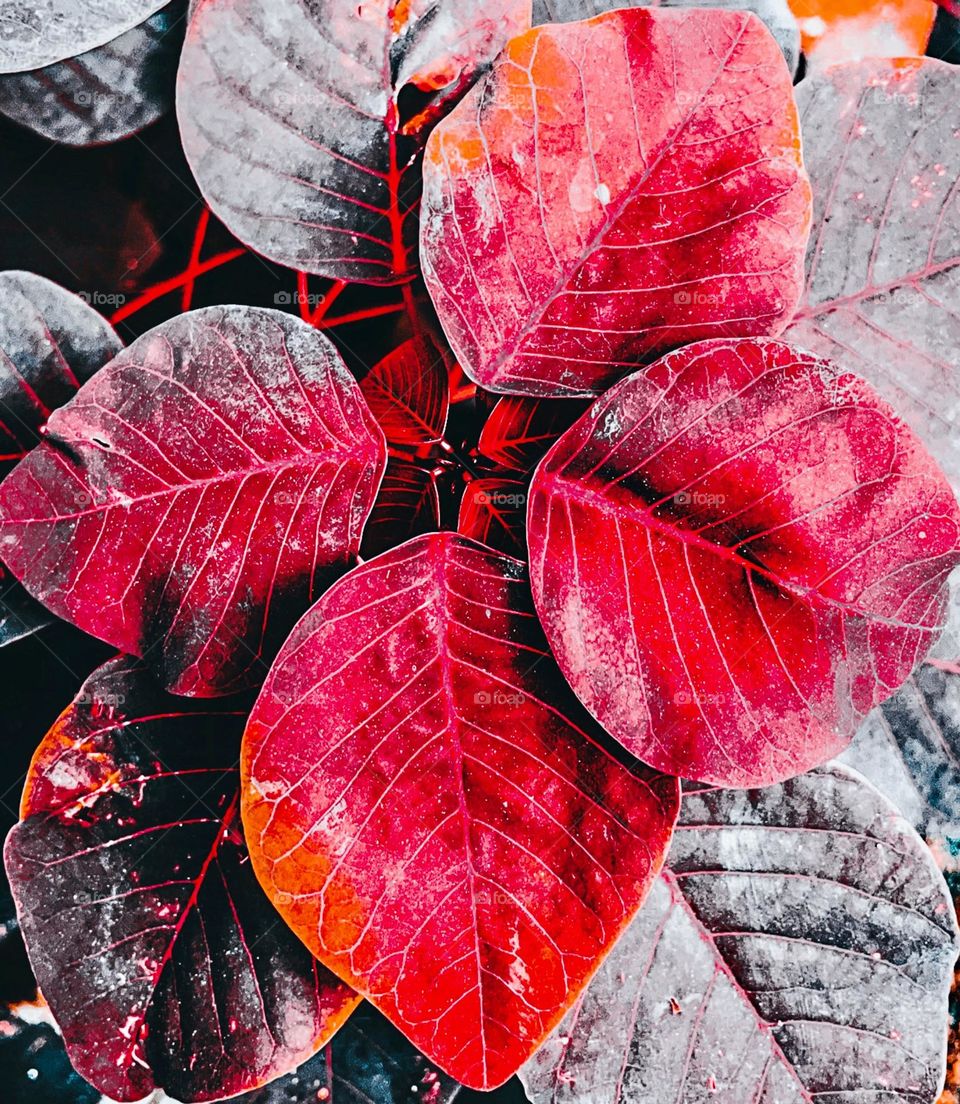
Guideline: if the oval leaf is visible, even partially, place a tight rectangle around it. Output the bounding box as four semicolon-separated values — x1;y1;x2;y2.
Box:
0;3;185;146
0;306;386;697
0;0;168;74
520;764;959;1104
421;8;811;397
3;655;358;1103
458;477;528;557
532;0;800;75
0;270;122;477
785;59;960;492
528;338;960;787
360;336;450;446
478;397;590;473
242;532;681;1090
177;0;529;283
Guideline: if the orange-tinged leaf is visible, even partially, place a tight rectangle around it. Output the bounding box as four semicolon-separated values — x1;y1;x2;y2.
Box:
788;0;935;63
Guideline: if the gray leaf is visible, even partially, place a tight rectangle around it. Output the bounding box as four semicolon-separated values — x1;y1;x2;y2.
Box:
520;765;958;1104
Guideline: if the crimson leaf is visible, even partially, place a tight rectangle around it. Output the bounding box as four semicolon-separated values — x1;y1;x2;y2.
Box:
421;8;810;396
242;532;680;1090
528;338;960;787
0;306;386;697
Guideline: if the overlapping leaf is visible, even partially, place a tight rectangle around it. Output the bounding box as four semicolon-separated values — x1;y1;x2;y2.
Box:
528;338;960;787
421;8;811;396
785;59;960;490
458;478;528;557
3;655;358;1103
531;0;800;74
0;2;186;146
520;765;959;1104
242;532;680;1090
0;270;122;477
478;397;589;473
360;336;449;446
360;458;440;559
0;306;386;696
177;0;530;282
0;0;169;73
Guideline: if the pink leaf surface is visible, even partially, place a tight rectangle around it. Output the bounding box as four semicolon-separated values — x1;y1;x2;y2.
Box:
241;532;680;1090
177;0;530;283
520;765;959;1104
528;338;960;787
420;8;811;396
784;58;960;491
4;655;358;1103
0;306;386;697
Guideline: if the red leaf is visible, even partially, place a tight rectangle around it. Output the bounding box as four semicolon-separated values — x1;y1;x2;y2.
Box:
420;8;811;397
3;655;358;1103
528;338;960;787
478;397;590;472
360;458;441;559
0;306;386;697
0;271;122;477
458;477;528;556
177;0;530;283
360;336;450;446
242;532;680;1090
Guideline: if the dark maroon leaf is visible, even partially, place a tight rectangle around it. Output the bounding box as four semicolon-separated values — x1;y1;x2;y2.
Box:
458;477;527;557
177;0;530;282
0;3;186;146
0;306;386;696
360;335;450;446
0;270;122;478
477;397;590;473
4;655;358;1103
360;458;440;560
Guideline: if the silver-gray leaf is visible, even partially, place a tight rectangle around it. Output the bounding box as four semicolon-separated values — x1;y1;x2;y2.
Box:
520;765;959;1104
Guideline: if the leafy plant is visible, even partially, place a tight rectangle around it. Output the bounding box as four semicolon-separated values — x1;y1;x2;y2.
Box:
1;3;959;1104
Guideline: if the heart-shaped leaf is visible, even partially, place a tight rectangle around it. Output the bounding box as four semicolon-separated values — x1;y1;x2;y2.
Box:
360;458;440;559
520;764;959;1104
841;661;960;842
177;0;530;283
0;270;122;478
360;336;450;447
784;59;960;490
528;338;960;787
478;397;590;473
3;655;359;1103
420;8;811;397
242;531;680;1090
531;0;800;75
0;3;185;146
0;306;386;697
458;477;528;557
0;0;169;74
